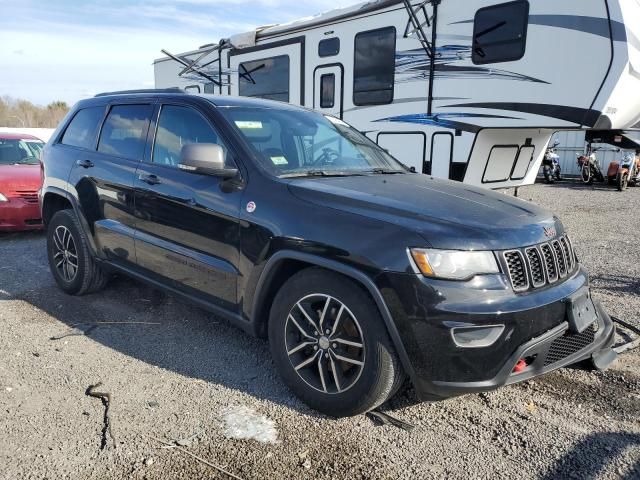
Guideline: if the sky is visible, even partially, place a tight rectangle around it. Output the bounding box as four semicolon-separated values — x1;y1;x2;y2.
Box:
0;0;355;106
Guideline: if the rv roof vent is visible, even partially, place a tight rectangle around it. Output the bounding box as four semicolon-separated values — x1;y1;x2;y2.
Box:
94;88;185;97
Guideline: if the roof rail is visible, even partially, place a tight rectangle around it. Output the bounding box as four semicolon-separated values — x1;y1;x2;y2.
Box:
94;88;185;97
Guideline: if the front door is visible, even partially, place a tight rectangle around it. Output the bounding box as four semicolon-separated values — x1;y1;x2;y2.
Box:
229;39;303;106
313;65;343;118
133;103;243;310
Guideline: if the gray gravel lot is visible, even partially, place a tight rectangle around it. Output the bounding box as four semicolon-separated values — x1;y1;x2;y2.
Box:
1;180;639;480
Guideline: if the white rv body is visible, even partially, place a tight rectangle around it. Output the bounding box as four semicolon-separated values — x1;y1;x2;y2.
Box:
154;0;640;189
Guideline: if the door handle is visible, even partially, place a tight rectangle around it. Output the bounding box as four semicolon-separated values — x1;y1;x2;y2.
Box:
138;173;162;185
76;159;94;168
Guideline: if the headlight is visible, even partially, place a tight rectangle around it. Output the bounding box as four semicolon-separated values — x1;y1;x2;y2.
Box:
0;193;8;202
410;248;499;280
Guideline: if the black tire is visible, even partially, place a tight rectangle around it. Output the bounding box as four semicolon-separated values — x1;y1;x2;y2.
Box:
617;173;628;191
543;167;553;184
581;164;592;184
268;268;404;417
46;209;108;295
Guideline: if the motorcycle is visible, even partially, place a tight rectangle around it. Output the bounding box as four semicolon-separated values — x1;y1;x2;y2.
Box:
607;152;640;191
541;141;562;183
577;147;605;184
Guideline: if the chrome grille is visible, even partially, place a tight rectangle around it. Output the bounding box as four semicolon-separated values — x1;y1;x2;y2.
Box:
503;235;576;292
525;247;545;287
560;237;574;270
503;250;529;291
540;243;559;283
552;240;567;278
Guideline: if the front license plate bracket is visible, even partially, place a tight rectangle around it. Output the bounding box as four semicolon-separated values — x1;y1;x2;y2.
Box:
566;289;598;333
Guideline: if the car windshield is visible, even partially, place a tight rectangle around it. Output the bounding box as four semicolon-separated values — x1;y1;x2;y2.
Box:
0;139;43;165
218;106;407;177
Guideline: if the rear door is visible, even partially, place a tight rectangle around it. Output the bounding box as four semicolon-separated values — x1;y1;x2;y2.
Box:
229;39;303;105
133;103;243;310
67;102;154;267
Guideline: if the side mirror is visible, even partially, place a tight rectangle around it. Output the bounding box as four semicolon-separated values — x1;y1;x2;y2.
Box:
178;143;238;179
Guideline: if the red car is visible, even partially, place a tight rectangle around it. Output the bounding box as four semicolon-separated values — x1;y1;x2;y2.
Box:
0;133;45;231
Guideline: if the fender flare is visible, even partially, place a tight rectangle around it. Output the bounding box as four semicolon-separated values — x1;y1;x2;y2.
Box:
41;186;100;256
252;250;418;387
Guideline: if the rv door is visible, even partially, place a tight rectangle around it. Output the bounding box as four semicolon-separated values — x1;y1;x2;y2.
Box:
313;65;343;118
229;40;304;105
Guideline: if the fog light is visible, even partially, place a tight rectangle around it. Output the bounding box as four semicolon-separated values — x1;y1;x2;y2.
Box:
451;325;505;348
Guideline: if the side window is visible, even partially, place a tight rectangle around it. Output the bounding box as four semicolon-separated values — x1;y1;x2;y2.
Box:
472;1;529;65
98;105;153;160
152;105;231;168
320;74;336;108
353;27;396;106
60;107;105;149
238;55;290;102
318;38;340;57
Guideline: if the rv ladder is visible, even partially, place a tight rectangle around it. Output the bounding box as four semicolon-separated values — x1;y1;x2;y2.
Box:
402;0;436;59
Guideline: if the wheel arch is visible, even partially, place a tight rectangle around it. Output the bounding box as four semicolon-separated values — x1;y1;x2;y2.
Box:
41;187;99;255
251;250;418;385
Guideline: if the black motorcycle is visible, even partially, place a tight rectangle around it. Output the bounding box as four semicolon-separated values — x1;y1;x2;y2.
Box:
542;141;562;183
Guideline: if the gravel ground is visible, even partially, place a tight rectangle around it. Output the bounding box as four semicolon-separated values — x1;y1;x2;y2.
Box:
1;180;639;480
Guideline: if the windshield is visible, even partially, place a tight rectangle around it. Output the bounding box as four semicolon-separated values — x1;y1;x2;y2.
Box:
218;106;407;177
0;139;43;165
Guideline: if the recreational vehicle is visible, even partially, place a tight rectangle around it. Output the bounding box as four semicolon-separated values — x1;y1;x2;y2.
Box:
154;0;640;189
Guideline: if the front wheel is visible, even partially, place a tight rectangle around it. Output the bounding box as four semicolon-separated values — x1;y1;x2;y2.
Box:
268;268;404;417
543;166;553;184
46;209;108;295
617;173;629;191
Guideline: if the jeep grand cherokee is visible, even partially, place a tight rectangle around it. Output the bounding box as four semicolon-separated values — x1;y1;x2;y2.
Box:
40;91;616;417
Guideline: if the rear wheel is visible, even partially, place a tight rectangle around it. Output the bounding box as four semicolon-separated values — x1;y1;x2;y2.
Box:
47;209;108;295
581;164;593;184
268;268;404;417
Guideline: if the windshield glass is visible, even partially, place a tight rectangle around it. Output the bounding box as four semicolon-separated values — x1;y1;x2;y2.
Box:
0;139;43;165
218;106;407;177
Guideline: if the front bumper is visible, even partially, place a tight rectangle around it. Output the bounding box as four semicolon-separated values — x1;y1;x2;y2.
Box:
0;198;43;231
376;267;616;400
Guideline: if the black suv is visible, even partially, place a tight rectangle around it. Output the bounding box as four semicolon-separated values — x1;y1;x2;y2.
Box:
40;91;616;417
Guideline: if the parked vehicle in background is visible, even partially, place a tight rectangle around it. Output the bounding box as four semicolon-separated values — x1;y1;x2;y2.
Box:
40;91;617;417
0;133;44;231
541;141;561;183
578;147;605;185
155;0;640;190
607;152;640;191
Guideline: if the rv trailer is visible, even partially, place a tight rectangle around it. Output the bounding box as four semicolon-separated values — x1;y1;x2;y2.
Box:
154;0;640;189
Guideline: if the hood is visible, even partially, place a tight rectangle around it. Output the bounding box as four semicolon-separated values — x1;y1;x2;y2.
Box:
288;174;562;250
0;164;42;194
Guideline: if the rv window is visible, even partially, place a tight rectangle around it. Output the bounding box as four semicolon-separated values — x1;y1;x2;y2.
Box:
97;104;153;160
238;55;290;102
319;38;340;57
320;74;335;109
60;107;105;150
472;0;529;65
204;83;216;94
353;27;396;106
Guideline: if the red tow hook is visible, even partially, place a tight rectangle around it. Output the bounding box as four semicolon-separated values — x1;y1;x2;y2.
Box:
512;358;528;374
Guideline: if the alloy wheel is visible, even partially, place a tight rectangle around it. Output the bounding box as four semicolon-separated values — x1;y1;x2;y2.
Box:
284;294;365;394
52;225;78;282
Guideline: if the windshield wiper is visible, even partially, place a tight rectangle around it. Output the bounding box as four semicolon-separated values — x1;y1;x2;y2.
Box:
280;170;366;178
367;168;406;175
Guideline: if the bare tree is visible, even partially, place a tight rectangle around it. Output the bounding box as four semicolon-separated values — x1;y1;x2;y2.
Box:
0;96;70;128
